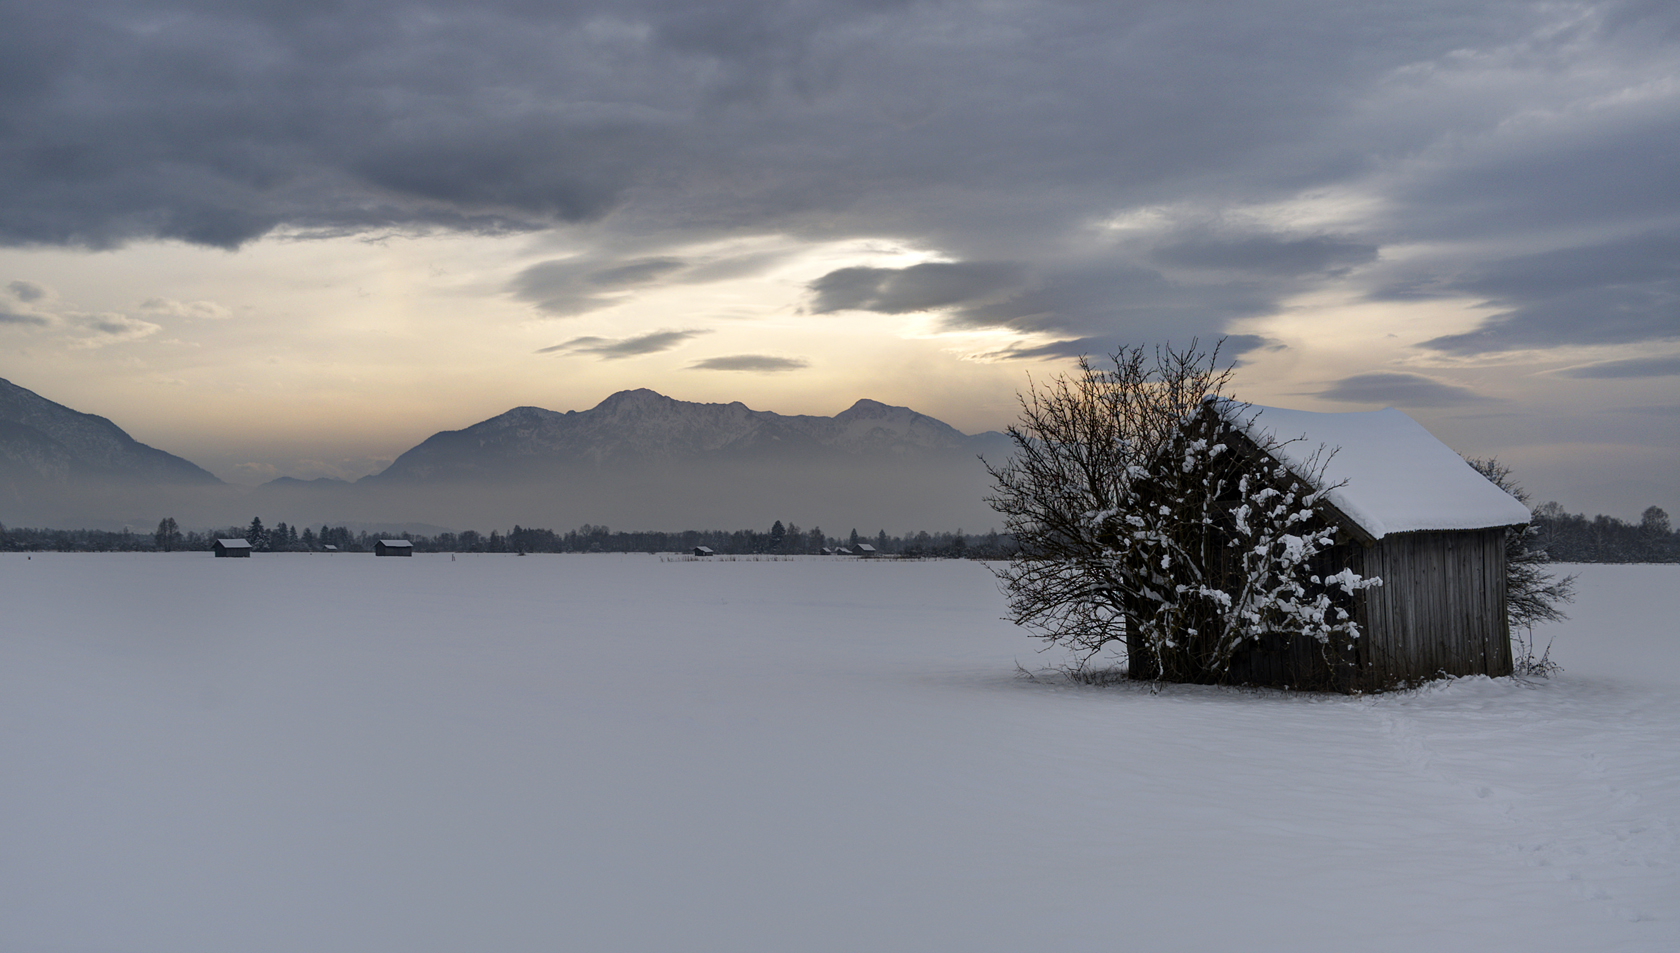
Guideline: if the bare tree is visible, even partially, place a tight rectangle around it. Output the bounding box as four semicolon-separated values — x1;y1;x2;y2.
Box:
1465;457;1576;631
985;341;1376;683
153;517;181;552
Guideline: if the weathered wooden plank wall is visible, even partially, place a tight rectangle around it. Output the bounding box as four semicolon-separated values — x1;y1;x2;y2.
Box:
1210;527;1512;692
1356;527;1511;688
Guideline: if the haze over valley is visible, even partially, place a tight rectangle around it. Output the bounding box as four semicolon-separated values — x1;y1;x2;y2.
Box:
0;376;1009;533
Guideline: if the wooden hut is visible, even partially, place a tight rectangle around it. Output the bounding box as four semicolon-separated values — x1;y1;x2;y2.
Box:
693;546;715;557
375;539;414;557
1186;402;1532;691
213;538;253;558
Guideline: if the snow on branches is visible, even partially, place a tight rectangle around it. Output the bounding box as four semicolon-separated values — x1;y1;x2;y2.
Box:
985;342;1379;685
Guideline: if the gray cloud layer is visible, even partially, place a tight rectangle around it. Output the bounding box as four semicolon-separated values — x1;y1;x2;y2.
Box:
7;280;48;303
539;329;711;359
809;262;1025;315
1561;355;1680;379
689;355;809;372
513;250;794;316
4;0;1677;354
1315;373;1489;407
2;280;52;325
1415;231;1680;354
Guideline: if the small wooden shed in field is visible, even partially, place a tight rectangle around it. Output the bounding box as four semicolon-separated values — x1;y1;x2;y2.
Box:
213;538;252;558
375;539;414;557
693;546;715;557
1202;403;1532;691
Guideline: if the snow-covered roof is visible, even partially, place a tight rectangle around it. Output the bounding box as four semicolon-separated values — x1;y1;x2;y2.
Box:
377;539;413;548
215;538;252;548
1217;402;1532;540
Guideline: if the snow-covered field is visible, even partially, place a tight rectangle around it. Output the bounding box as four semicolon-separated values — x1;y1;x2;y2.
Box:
2;554;1675;953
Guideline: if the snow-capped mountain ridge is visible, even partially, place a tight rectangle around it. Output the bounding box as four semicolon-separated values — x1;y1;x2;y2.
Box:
369;388;1005;483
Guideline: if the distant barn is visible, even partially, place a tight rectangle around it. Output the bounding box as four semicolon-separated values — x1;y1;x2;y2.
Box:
375;539;414;557
693;546;715;557
213;538;253;558
854;543;878;557
1146;403;1533;692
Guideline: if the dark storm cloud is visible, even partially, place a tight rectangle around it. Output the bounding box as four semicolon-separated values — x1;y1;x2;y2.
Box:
1;0;1675;360
1;280;52;325
81;314;161;338
1315;373;1487;407
1560;355;1680;379
0;0;1552;250
976;332;1270;363
807;255;1277;343
974;337;1112;362
7;280;47;303
0;307;50;326
513;257;689;316
677;250;797;283
1417;231;1680;354
689;355;809;372
946;264;1275;339
538;329;711;359
808;262;1025;314
1151;236;1378;276
1391;108;1680;242
0;0;678;249
588;258;688;287
513;250;789;315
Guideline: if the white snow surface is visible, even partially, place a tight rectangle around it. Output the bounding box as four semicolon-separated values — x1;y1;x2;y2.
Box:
2;554;1675;953
1221;403;1533;539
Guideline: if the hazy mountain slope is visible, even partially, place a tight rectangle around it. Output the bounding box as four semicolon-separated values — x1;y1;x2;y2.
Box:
0;377;223;527
323;389;1013;531
369;388;1010;483
0;378;221;486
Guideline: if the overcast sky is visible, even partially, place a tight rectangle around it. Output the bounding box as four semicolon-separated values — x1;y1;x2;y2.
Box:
1;0;1675;518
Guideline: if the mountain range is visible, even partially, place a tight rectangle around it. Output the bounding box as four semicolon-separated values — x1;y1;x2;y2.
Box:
366;387;1006;480
0;377;222;527
0;379;1012;532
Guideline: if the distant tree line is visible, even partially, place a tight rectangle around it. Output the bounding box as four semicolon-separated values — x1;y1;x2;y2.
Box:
0;518;1017;558
7;503;1664;562
486;523;1016;558
1528;503;1677;563
0;524;159;552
